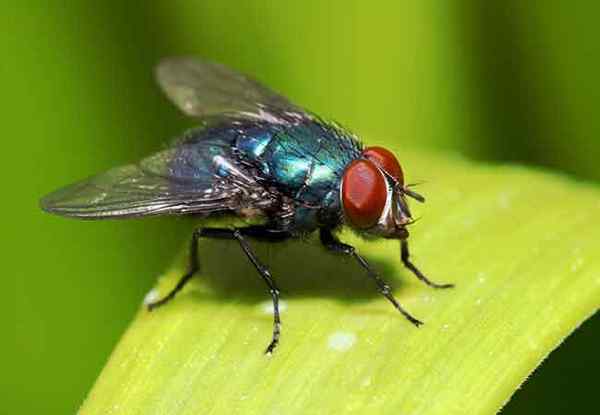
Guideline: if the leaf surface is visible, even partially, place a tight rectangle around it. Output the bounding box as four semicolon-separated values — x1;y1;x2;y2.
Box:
80;151;600;415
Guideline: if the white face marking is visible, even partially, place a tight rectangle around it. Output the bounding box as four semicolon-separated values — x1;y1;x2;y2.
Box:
327;331;357;352
376;178;395;227
143;288;160;305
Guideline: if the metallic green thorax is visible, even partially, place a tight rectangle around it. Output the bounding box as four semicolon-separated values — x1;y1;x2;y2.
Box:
235;117;362;231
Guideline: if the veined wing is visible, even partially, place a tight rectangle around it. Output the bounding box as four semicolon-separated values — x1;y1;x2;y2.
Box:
39;137;271;219
156;57;303;118
41;57;308;220
39;164;242;219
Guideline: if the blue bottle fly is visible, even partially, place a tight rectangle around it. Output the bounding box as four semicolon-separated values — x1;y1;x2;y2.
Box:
40;57;453;354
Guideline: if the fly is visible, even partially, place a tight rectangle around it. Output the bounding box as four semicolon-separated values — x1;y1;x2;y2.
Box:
40;57;453;354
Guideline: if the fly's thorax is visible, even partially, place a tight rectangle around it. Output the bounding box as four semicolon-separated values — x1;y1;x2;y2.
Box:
233;117;361;232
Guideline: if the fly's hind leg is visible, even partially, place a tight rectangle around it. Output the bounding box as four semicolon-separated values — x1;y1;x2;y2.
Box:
147;225;290;354
147;228;204;311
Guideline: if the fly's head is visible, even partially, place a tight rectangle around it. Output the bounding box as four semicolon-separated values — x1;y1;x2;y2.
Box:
340;146;425;240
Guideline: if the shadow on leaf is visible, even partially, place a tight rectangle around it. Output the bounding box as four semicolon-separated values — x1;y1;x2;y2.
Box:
171;236;408;306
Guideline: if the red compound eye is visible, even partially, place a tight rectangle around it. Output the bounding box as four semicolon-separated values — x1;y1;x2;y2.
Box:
341;159;388;229
363;146;404;185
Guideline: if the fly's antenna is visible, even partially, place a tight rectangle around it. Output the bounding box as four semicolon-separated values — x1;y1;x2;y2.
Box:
374;162;427;203
393;181;425;203
402;187;426;203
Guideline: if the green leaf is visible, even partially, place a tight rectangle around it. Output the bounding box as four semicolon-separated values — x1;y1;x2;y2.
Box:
79;151;599;415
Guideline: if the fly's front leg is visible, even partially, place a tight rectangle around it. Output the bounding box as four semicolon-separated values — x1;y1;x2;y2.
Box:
319;228;423;327
400;239;454;289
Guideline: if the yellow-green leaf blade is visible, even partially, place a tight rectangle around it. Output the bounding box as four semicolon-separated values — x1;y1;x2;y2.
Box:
80;151;600;415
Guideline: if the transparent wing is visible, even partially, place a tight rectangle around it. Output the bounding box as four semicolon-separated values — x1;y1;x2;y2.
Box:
40;163;242;219
156;56;302;117
42;57;305;219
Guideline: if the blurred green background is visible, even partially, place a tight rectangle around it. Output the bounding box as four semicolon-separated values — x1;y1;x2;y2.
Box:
4;1;598;414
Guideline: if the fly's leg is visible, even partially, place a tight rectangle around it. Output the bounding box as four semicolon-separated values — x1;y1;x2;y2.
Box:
232;228;287;354
148;226;289;354
400;239;454;289
147;227;203;311
319;228;423;327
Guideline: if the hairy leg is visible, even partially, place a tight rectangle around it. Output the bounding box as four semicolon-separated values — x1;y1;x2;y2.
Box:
148;226;291;354
401;239;454;289
319;228;423;327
